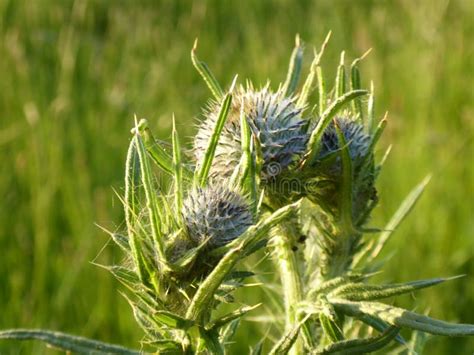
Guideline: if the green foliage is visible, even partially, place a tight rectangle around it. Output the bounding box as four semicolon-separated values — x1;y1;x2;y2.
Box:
0;1;473;354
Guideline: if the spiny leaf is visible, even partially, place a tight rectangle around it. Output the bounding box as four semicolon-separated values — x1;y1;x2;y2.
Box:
319;312;344;343
329;276;462;301
356;314;407;345
207;304;261;331
333;300;474;336
0;329;141;354
196;83;234;186
314;326;400;354
268;314;311;355
171;116;183;223
304;89;368;166
191;38;224;100
124;136;149;283
297;31;331;108
153;310;194;330
283;34;304;97
134;124;167;266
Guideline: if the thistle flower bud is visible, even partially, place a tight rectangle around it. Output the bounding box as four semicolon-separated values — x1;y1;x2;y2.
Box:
182;185;252;248
318;115;371;175
194;86;308;182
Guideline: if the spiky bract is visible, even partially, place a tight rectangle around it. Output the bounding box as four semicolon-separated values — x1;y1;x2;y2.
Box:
183;185;252;248
194;85;308;182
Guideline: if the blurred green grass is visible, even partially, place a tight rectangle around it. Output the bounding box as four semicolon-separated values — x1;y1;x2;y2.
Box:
0;0;472;353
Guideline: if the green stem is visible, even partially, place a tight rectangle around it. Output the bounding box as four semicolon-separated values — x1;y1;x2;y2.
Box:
272;224;304;354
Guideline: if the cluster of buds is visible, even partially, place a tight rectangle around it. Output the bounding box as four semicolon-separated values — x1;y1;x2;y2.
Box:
106;36;473;353
1;36;472;354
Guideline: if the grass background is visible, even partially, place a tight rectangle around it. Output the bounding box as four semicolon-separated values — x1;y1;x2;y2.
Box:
0;0;472;353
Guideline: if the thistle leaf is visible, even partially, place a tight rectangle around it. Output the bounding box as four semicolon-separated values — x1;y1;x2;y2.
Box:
134;127;167;265
335;51;346;98
334;121;354;232
196;89;233;186
319;312;344;343
207;304;261;331
297;31;331;108
333;300;474;336
191;39;224;101
314;326;400;354
124;136;149;282
171;116;183;222
153;310;194;330
357;314;407;345
283;34;304;97
268;314;311;355
329;276;462;301
0;329;141;354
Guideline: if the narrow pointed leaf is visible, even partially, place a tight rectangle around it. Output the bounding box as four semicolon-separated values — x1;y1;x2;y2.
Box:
335;51;346;98
207;304;261;331
334;121;354;232
196;90;233;186
315;326;400;354
297;31;331;108
0;329;141;354
333;300;474;336
320;312;344;343
124;136;148;282
330;276;462;301
268;314;311;355
153;310;194;330
283;34;304;97
172;117;183;222
191;39;224;100
356;314;406;345
134;129;167;265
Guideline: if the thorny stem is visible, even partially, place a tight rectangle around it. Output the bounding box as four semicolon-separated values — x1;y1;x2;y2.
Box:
272;224;305;354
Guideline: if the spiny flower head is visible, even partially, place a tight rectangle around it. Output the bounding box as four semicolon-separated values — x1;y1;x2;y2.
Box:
182;185;252;248
317;115;371;175
194;85;309;182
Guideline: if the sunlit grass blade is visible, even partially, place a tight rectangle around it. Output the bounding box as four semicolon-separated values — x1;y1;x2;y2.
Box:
304;89;368;167
367;81;375;132
196;79;235;186
191;38;224;100
0;329;141;354
297;31;331;108
317;66;326;117
283;34;304;97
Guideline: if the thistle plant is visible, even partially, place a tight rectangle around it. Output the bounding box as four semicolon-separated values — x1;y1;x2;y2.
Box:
1;35;473;354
